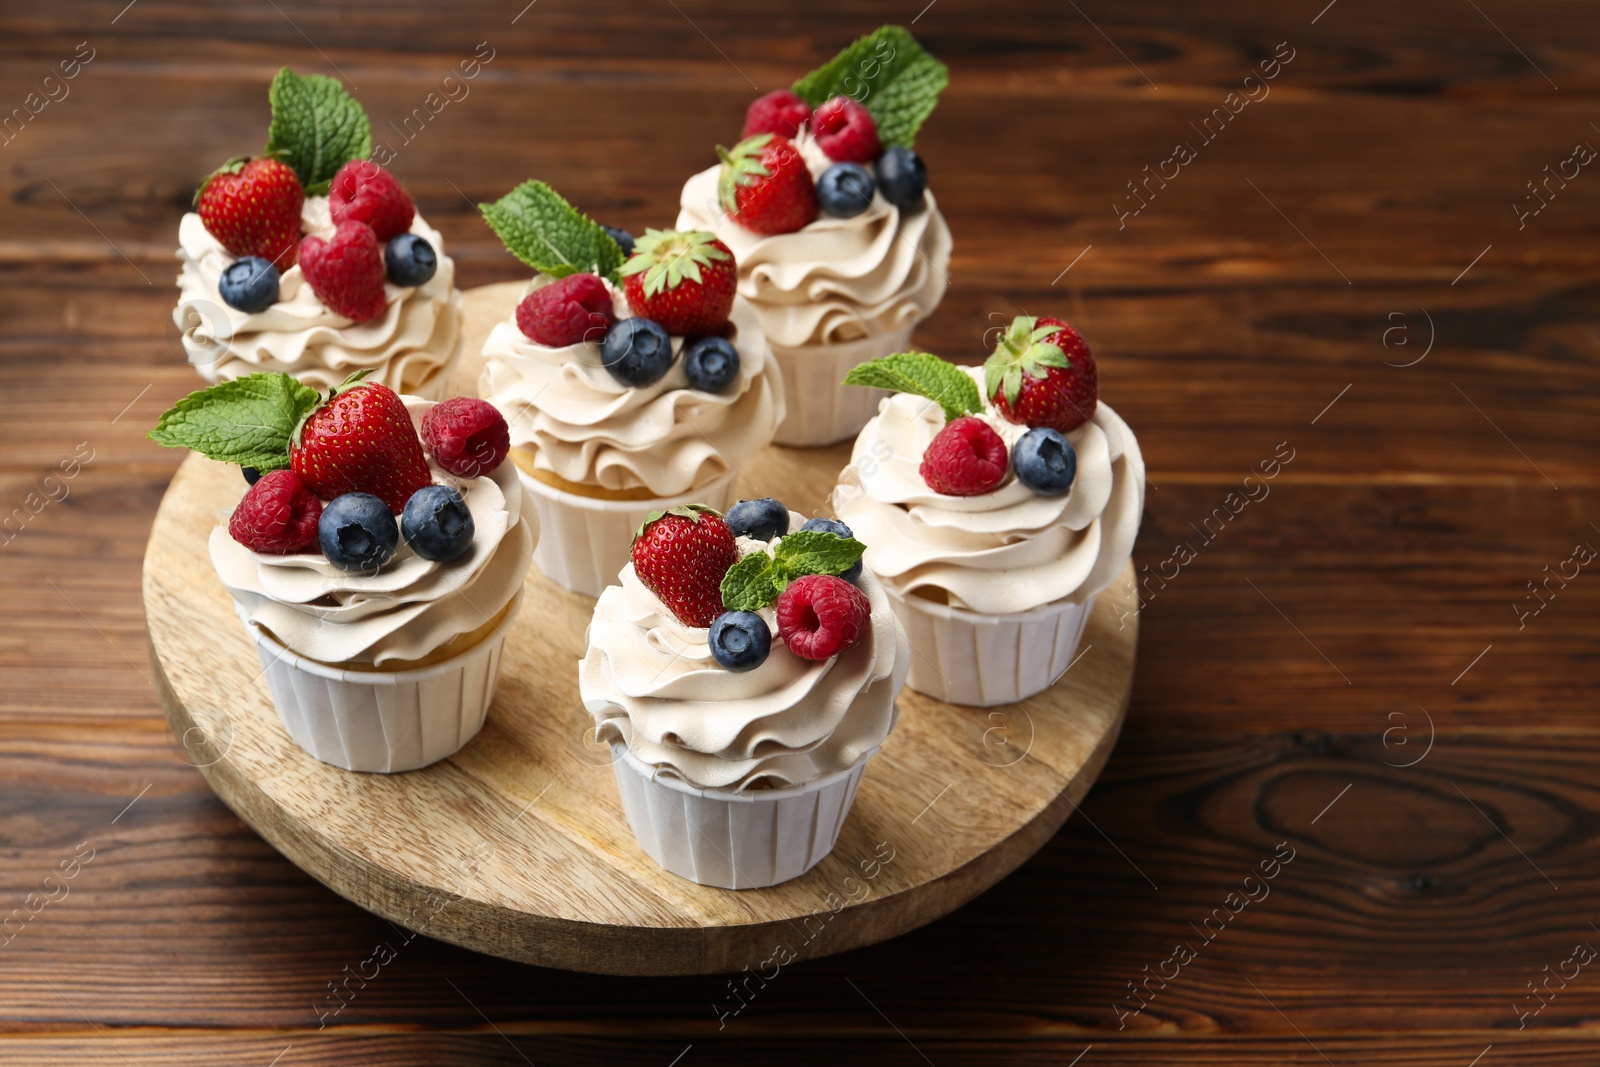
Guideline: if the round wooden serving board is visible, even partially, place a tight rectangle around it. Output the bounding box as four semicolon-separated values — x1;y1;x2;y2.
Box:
143;283;1139;976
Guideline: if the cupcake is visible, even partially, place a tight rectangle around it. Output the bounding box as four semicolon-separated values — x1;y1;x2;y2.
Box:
175;68;461;400
580;500;908;888
676;26;953;446
477;179;784;597
149;372;534;772
832;318;1144;707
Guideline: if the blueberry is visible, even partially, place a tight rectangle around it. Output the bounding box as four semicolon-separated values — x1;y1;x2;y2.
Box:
401;484;475;562
1013;427;1077;495
601;225;636;258
318;493;398;572
726;498;788;541
876;146;928;211
384;233;437;287
799;517;862;582
218;256;279;312
684;336;740;393
242;467;262;485
817;162;876;218
600;317;674;387
709;610;772;672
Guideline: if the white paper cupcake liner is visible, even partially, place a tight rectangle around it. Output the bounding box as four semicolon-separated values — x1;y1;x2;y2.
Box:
769;324;917;448
521;470;738;598
883;586;1096;707
608;745;874;889
239;589;522;773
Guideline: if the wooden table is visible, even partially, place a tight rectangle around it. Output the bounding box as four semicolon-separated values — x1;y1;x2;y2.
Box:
2;1;1595;1062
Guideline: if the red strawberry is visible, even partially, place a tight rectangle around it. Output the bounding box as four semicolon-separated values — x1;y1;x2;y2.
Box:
985;314;1099;433
195;156;305;269
228;468;322;554
920;416;1009;497
743;89;812;140
516;271;615;346
812;96;881;164
299;221;388;323
630;505;737;627
290;375;433;514
617;230;737;336
717;134;818;236
328;160;415;242
421;397;509;478
776;574;870;661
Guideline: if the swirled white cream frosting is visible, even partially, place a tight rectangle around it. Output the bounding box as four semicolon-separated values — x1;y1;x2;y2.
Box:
675;132;952;349
210;399;536;667
833;368;1144;615
479;276;784;497
579;518;910;791
175;197;461;398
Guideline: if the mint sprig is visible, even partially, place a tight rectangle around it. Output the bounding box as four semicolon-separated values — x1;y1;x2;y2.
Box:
720;530;866;612
264;68;372;195
792;26;948;148
148;373;322;471
842;351;980;423
480;180;625;282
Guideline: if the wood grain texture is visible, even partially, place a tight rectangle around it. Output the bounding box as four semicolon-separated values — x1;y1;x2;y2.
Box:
1;0;1598;1060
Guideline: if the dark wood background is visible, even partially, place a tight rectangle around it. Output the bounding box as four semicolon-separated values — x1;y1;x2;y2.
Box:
2;0;1598;1062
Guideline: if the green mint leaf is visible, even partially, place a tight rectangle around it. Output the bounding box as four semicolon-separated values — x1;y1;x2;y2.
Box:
773;530;865;581
792;26;948;148
148;373;320;470
721;552;784;613
480;180;625;282
264;68;372;195
843;351;980;423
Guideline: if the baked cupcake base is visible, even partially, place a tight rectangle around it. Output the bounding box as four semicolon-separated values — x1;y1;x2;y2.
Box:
609;744;874;890
769;324;915;448
885;587;1096;707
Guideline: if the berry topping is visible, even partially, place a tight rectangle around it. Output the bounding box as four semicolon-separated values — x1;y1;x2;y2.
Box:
743;88;812;140
717;134;819;236
1013;427;1078;495
228;468;322;554
401;484;475;562
600;318;674;387
799;517;862;582
617;229;736;336
726;498;789;541
328;160;415;242
683;335;740;393
218;257;281;313
817;162;876;218
195;156;305;270
242;467;262;485
421;397;509;478
516;272;615;347
384;233;436;287
875;146;928;211
985;314;1098;433
630;505;737;628
812;96;881;163
709;610;772;672
290;375;433;514
298;221;388;324
318;492;398;573
776;574;870;661
920;415;1009;497
601;225;636;258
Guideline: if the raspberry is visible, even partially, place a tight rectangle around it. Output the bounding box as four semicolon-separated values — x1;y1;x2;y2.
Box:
811;96;880;164
743;89;812;140
421;397;510;478
920;416;1009;496
515;272;615;347
298;221;388;323
228;468;322;554
329;160;415;242
776;574;871;661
